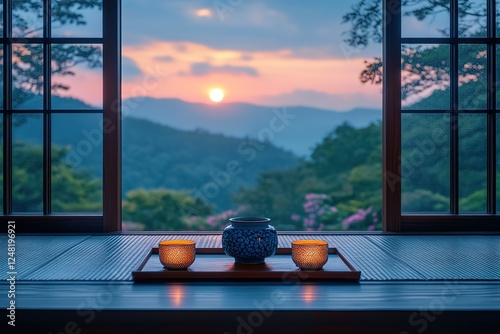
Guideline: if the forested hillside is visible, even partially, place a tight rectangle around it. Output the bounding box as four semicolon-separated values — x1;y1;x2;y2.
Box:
2;113;299;215
122;117;299;211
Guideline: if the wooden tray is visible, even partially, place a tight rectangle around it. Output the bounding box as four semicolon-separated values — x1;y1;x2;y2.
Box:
132;248;360;282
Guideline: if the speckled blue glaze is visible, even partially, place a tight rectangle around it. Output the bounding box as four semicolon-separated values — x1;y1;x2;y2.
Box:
222;217;278;264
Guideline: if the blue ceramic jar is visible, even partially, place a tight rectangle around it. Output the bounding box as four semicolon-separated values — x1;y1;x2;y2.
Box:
222;217;278;264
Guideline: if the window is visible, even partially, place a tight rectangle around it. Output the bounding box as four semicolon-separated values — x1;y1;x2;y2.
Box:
2;0;497;232
384;0;500;230
121;1;383;232
0;0;120;232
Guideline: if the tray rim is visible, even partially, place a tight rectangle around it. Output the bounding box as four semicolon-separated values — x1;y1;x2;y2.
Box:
132;247;361;282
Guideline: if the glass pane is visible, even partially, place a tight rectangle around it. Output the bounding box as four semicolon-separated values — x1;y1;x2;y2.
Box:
402;113;450;213
51;0;102;37
459;44;486;110
52;113;102;212
52;44;103;109
497;45;500;110
122;1;383;231
12;113;43;213
12;44;43;110
497;114;500;213
0;0;3;37
401;44;450;110
459;113;486;213
12;0;43;38
0;114;3;213
497;0;500;37
0;47;3;107
402;0;450;37
459;0;486;37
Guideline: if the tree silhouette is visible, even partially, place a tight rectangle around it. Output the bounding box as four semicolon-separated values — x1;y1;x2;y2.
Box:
0;1;103;212
343;0;489;105
2;0;102;107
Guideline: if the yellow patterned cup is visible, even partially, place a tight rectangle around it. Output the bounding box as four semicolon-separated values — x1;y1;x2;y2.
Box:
159;240;196;270
291;240;328;270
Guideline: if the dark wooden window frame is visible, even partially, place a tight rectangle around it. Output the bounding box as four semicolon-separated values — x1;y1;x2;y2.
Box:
1;0;497;232
383;0;500;232
0;0;121;232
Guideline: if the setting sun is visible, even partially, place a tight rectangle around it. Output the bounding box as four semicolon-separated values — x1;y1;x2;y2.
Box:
209;88;224;103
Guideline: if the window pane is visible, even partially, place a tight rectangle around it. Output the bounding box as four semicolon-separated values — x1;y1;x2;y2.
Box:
51;0;102;37
497;45;500;110
12;0;43;38
401;44;450;110
402;0;449;37
52;44;103;109
402;113;450;213
52;113;102;212
0;0;3;37
459;0;486;37
497;0;500;37
497;114;500;213
122;1;383;231
12;44;43;110
0;47;3;107
459;113;486;213
12;113;43;213
0;114;3;213
459;44;486;110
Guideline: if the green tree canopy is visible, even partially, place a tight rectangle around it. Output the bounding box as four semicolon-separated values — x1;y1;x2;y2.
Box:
0;143;101;212
122;188;213;231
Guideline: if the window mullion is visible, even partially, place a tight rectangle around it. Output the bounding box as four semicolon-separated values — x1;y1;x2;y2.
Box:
382;0;402;231
3;0;13;214
450;0;459;214
42;0;52;214
487;0;497;214
102;0;122;231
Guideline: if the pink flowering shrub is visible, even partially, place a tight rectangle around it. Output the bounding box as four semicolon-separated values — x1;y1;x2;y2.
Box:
290;193;381;231
342;207;372;229
183;194;381;232
290;193;339;231
341;207;380;231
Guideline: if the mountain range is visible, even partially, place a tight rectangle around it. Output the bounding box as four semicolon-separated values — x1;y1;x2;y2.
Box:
11;95;381;210
15;95;382;157
123;97;381;156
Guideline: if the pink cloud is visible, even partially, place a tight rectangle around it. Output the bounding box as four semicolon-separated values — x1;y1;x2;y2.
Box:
57;40;381;110
121;41;381;109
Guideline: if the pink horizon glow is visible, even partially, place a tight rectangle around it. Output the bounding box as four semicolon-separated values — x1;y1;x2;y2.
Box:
57;41;382;110
53;67;103;107
122;41;381;110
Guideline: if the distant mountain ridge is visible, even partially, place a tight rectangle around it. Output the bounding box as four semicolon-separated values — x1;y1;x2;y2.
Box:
124;97;381;156
42;95;381;157
18;95;99;110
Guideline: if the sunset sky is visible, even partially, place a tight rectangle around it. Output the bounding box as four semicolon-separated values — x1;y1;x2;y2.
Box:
119;0;382;111
54;0;448;111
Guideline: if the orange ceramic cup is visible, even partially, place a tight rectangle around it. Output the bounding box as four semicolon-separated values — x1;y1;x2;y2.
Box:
291;239;328;270
159;240;196;270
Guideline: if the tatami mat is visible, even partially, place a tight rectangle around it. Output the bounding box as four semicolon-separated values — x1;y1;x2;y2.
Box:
0;235;91;280
0;234;498;281
366;235;500;280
